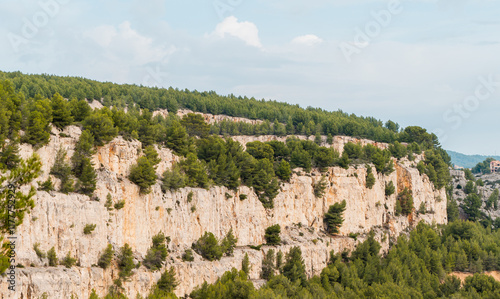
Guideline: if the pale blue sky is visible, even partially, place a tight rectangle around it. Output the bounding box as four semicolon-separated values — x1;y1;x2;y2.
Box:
1;0;499;155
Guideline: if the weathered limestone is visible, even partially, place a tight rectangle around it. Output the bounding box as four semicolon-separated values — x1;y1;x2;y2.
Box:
1;126;446;298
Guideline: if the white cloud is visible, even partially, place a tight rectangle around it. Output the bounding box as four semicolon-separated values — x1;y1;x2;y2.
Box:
210;16;262;48
291;34;323;46
84;21;176;66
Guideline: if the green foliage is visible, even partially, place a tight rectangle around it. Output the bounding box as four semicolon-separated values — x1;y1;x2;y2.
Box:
182;249;194;262
190;268;254;299
261;249;276;280
0;153;41;234
118;244;136;280
472;158;495;174
114;200;125;210
282;246;308;287
486;189;499;210
38;177;55;192
51;93;73;129
50;148;74;194
251;159;279;208
47;247;58;266
464;168;475;181
68;98;91;122
242;253;251;277
324;200;346;234
129;157;157;194
71;129;95;177
24;110;51;148
33;243;46;259
264;224;281;246
275;160;291;181
461;193;483;221
61;251;77;268
148;267;178;298
396;187;414;216
76;158;97;195
83;224;96;235
385;181;395;196
98;244;114;269
181;113;210;138
221;228;238;256
179;153;209;189
83;110;118;146
143;232;169;271
161;165;186;192
313;176;328;198
192;232;223;261
0;140;21;170
388;141;407;159
464;181;477;194
365;167;376;189
447;197;460;222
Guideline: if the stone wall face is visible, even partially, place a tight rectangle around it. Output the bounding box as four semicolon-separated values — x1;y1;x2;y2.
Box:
1;126;446;298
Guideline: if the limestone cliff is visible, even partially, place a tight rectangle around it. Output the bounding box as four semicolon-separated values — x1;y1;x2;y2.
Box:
0;126;447;298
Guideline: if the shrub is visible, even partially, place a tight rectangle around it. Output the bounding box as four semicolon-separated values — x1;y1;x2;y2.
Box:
98;244;114;269
161;165;186;192
61;252;77;268
264;225;281;246
38;177;55;192
261;249;275;280
313;176;327;198
152;267;178;296
187;191;194;202
182;249;194;262
192;232;223;261
385;181;395;196
242;253;251;276
143;232;169;271
83;224;96;235
50;147;74;194
365;167;376;189
114;200;125;210
34;243;46;259
397;188;414;216
47;247;58;266
239;194;247;200
118;244;136;280
105;193;113;210
324;200;347;234
221;228;238;256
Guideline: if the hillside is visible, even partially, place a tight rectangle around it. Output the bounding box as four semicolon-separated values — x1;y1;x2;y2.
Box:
447;150;500;169
2;73;500;298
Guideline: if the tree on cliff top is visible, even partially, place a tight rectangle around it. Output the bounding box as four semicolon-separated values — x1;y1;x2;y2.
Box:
324;200;347;235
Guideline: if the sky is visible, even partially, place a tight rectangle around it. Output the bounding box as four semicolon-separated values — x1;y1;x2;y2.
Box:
1;0;499;155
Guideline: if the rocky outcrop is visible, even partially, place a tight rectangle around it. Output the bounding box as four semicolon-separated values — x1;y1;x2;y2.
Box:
0;126;446;298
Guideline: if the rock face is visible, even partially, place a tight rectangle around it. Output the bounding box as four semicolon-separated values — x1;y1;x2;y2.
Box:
1;126;446;298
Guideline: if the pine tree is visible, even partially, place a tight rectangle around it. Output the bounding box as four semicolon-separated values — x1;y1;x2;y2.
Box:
83;111;118;146
47;247;58;266
161;165;187;192
50;148;74;194
129;157;157;194
242;253;251;277
71;130;95;177
324;200;347;234
366;167;376;189
51;93;73;129
98;244;114;269
265;225;281;245
77;157;97;195
261;249;276;280
276;160;291;181
118;244;135;280
25;111;50;148
282;246;307;287
221;228;238;256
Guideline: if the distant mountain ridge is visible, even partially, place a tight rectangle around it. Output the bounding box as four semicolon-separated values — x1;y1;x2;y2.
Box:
447;150;500;168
